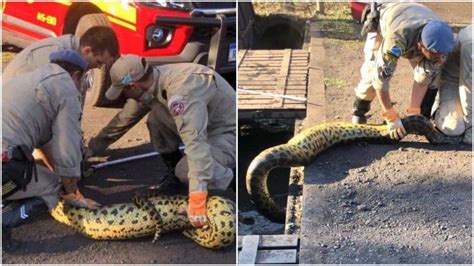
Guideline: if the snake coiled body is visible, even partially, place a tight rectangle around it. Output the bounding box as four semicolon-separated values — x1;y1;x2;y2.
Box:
50;194;235;249
246;115;461;223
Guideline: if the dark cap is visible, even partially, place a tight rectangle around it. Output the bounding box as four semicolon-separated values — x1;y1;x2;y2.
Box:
49;49;88;71
421;21;454;54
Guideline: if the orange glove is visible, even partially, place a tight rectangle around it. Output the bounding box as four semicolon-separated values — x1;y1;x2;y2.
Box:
407;107;421;115
382;107;407;140
187;191;208;228
61;189;101;209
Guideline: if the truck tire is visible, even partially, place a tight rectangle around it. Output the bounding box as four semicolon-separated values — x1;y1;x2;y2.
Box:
75;13;113;107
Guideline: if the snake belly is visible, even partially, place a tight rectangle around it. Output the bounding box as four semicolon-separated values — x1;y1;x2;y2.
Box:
50;195;236;249
246;115;461;223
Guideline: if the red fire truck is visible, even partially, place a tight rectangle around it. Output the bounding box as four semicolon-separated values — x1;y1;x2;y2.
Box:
2;1;236;107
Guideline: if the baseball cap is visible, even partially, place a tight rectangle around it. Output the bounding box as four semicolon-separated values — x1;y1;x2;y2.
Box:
49;49;88;71
105;55;149;100
421;21;454;54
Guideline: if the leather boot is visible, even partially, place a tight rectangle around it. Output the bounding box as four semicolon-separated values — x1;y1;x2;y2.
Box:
420;89;438;118
149;150;184;192
2;197;47;252
352;97;372;124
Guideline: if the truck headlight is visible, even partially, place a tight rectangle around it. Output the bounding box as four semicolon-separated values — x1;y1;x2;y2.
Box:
146;25;173;48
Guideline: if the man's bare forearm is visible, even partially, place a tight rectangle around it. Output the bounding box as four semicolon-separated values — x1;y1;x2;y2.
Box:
409;81;429;108
376;89;393;112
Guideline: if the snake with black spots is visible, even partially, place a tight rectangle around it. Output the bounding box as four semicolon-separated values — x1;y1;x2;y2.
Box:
50;193;235;249
246;115;461;223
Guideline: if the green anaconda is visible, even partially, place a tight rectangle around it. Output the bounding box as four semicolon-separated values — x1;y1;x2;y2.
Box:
50;194;235;249
246;115;462;223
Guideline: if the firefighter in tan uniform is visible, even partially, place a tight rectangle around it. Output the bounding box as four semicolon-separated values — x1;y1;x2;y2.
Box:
105;55;236;228
2;26;119;82
2;50;100;251
352;3;455;140
434;24;472;144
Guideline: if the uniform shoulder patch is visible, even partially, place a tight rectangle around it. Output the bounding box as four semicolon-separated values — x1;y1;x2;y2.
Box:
168;95;186;116
388;45;402;58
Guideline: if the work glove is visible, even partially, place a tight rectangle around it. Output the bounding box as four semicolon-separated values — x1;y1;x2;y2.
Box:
382;107;407;140
187;191;208;228
407;107;421;116
61;189;101;210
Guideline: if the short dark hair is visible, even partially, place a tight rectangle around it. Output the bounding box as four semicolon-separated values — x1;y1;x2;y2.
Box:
51;61;84;77
80;26;119;57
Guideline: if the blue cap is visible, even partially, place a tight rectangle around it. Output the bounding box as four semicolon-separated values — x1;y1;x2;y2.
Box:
49;49;88;71
421;21;454;54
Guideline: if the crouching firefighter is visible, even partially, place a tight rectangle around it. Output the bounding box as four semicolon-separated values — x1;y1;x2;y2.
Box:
352;2;454;140
2;49;100;251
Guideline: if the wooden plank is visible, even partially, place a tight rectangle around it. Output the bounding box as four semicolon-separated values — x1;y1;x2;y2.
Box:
244;50;308;56
256;250;297;264
239;74;308;79
238;235;298;249
239;70;307;74
239;103;306;109
238;71;279;75
239;109;306;120
238;48;309;113
279;49;297;109
259;235;298;248
239;88;307;93
240;62;309;67
302;22;326;127
239;78;307;83
239;81;307;86
239;102;306;107
238;95;307;100
238;86;307;91
238;235;260;264
238;49;247;69
239;66;308;71
239;88;306;93
246;54;308;58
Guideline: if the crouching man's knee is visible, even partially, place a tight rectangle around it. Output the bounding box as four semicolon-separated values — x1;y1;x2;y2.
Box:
435;111;466;136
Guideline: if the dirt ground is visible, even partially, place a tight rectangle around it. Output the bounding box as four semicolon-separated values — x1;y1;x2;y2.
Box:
1;52;236;264
241;2;472;264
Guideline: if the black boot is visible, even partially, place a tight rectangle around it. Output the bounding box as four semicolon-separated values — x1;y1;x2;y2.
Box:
149;150;184;193
352;97;372;124
420;89;438;119
2;197;47;252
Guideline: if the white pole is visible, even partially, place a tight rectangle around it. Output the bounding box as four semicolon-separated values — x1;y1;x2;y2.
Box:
92;146;185;170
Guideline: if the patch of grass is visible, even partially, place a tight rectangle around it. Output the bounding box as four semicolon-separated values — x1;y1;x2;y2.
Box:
317;3;362;41
324;77;349;88
324;38;362;48
252;2;362;41
253;2;321;19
